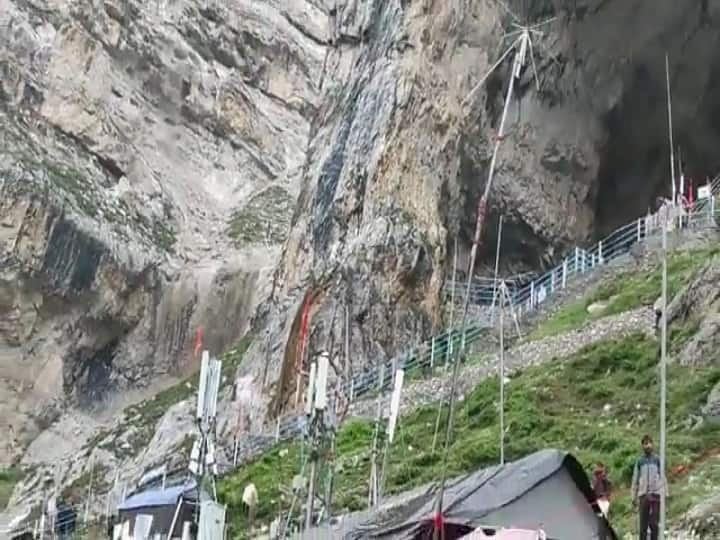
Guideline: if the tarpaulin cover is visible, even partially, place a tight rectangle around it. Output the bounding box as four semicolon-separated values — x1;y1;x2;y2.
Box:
342;449;616;540
460;528;545;539
117;480;198;511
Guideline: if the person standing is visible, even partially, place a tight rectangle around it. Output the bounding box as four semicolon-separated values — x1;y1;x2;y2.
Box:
593;462;612;513
593;462;612;540
631;435;668;540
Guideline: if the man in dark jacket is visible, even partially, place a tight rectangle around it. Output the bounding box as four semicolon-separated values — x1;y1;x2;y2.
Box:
631;435;668;540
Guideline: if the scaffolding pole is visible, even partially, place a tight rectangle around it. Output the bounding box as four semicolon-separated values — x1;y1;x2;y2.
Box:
490;215;504;324
499;282;506;466
666;53;676;204
659;181;668;540
433;24;542;540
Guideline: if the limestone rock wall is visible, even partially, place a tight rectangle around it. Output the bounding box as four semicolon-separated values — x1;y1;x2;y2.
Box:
241;0;720;425
0;0;326;467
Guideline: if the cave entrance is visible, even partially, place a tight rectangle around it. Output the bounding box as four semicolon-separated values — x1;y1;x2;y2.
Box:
594;56;720;238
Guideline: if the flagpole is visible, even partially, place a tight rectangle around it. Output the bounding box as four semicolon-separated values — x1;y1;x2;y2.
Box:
659;213;668;539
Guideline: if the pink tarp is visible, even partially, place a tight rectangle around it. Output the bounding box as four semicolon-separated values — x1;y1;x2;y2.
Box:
460;528;546;540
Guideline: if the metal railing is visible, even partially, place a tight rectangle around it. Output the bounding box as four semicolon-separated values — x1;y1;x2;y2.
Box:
221;181;720;475
1;502;102;540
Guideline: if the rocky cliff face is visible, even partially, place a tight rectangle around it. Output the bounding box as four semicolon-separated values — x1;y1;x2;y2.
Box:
0;0;327;467
240;0;720;425
4;0;720;526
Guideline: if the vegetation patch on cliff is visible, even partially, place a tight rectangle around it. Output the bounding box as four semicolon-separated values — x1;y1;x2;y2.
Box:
217;332;720;538
227;186;293;247
531;247;720;339
0;467;23;510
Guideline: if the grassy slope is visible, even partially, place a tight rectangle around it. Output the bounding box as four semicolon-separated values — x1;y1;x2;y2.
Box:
218;333;720;538
218;248;720;539
531;246;720;339
0;468;23;510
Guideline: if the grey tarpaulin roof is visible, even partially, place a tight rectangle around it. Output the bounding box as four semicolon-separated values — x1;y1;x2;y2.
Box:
329;449;616;540
117;480;198;511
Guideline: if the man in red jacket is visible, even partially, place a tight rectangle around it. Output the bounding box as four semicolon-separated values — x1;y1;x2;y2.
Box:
593;462;613;540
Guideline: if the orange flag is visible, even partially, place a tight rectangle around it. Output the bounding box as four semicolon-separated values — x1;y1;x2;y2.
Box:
193;327;204;358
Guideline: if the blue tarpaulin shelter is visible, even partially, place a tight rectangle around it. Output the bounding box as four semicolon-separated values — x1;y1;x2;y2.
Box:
117;479;202;538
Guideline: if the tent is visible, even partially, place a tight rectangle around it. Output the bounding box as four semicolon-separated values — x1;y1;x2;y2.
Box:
327;449;616;540
459;527;547;539
116;479;201;538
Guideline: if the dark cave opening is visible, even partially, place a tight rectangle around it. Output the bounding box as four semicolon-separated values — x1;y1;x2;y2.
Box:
454;141;545;280
594;55;720;238
451;1;720;280
69;337;121;409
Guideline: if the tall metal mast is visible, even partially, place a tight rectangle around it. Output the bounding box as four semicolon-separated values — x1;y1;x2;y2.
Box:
432;12;553;537
659;213;668;540
666;54;677;204
659;53;673;540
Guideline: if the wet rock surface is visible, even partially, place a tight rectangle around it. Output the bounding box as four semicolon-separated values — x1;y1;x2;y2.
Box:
0;0;323;468
4;0;720;529
246;0;720;425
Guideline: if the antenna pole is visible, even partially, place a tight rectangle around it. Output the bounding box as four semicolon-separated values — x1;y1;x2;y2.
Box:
450;237;458;345
304;431;319;531
666;53;677;204
304;351;330;532
368;364;386;508
499;281;506;465
434;29;536;539
491;215;504;324
659;215;668;539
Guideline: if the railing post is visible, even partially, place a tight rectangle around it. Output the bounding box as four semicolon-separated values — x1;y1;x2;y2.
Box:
712;196;716;221
598;240;603;265
580;249;586;273
574;247;579;272
562;259;567;288
637;218;642;242
550;268;556;292
530;281;535;310
430;337;435;371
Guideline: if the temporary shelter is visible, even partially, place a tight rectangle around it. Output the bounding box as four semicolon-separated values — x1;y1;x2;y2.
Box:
303;449;616;540
116;479;202;538
459;527;547;539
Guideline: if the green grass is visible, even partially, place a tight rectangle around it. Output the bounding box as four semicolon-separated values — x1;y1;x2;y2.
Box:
0;468;23;510
531;247;720;339
217;332;720;538
227;186;293;247
668;452;720;535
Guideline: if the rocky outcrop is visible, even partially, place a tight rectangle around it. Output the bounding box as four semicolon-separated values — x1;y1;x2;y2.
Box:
0;0;325;468
242;0;720;426
669;255;720;366
676;490;720;539
4;0;720;525
666;253;720;425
